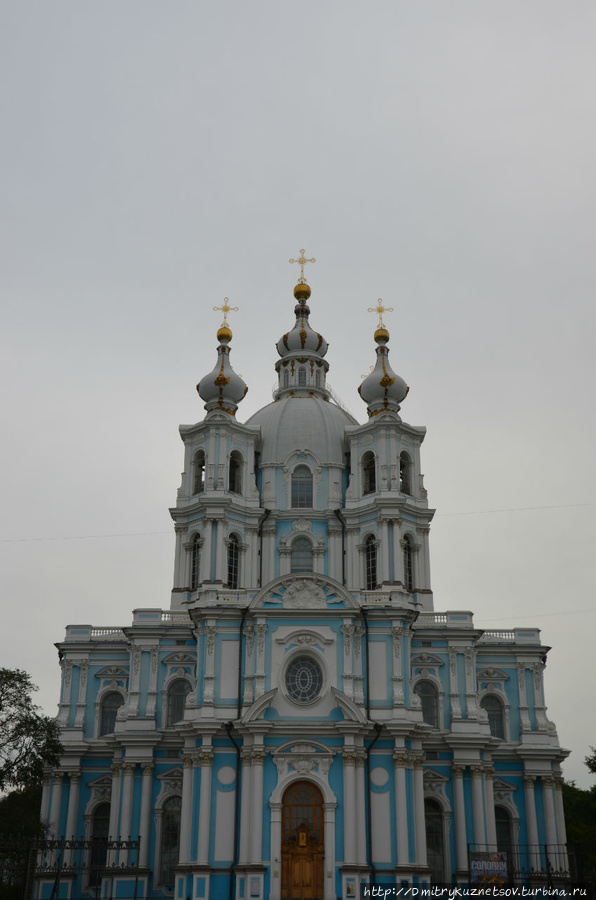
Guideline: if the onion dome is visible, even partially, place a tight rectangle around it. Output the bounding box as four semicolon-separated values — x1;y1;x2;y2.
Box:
276;283;329;359
197;312;247;417
358;326;409;417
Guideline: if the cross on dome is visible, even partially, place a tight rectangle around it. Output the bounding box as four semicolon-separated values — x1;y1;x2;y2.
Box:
289;249;316;285
213;298;239;327
367;299;393;329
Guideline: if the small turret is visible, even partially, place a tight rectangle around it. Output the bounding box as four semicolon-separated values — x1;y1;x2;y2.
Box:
358;300;409;417
196;299;248;416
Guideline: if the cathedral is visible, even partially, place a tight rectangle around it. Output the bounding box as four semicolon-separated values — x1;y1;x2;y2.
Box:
38;257;569;900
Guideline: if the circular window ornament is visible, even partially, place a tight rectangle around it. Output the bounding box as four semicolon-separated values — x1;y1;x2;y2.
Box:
285;656;324;705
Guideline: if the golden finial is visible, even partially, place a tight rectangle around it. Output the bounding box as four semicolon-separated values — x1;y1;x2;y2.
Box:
367;299;393;329
289;249;315;285
213;298;239;342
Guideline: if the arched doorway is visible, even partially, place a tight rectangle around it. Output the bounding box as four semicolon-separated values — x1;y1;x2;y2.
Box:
281;781;324;900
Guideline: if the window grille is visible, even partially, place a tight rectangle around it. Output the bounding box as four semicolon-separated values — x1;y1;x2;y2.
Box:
365;535;377;590
403;535;414;591
291;537;313;572
160;796;182;887
291;465;313;508
99;692;124;736
191;534;201;590
298;367;306;386
227;534;240;588
285;656;323;704
167;679;191;726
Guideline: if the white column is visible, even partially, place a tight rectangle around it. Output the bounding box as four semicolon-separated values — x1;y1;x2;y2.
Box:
270;803;282;900
48;772;63;838
107;763;121;846
119;763;135;863
542;777;558;867
391;626;405;707
64;772;81;864
523;775;540;869
250;750;265;864
471;766;486;846
197;750;214;864
139;763;153;868
413;757;427;866
254;623;267;699
179;754;194;864
239;752;252;865
554;778;569;871
484;766;497;849
379;519;390;584
343;752;357;864
393;752;410;867
356;756;367;865
323;803;336;900
452;766;468;874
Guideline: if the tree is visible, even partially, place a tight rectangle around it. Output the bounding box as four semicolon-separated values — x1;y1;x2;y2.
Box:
584;747;596;776
0;668;62;793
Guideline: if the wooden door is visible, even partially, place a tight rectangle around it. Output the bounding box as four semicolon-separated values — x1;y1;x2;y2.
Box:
281;783;324;900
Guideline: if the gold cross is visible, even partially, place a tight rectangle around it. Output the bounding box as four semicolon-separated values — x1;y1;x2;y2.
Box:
213;298;239;326
289;249;315;284
367;299;393;329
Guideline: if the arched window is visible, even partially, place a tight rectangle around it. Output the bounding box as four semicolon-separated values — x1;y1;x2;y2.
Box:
167;679;191;727
191;534;201;590
495;806;513;869
227;533;240;589
160;796;181;888
283;370;289;388
399;451;412;494
99;692;124;736
403;535;414;591
298;367;306;386
365;535;377;590
192;450;205;495
291;537;313;573
362;452;376;494
89;802;110;886
425;799;445;883
414;681;439;728
291;465;313;508
315;369;321;387
228;451;243;494
481;695;505;739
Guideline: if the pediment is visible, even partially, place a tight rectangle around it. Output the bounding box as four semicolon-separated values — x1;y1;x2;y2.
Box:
95;665;129;679
477;668;510;682
411;653;445;668
423;767;450;785
330;687;368;723
161;651;196;665
493;777;516;795
251;574;359;611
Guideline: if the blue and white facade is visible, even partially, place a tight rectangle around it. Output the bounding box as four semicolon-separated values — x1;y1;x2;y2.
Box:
39;278;569;900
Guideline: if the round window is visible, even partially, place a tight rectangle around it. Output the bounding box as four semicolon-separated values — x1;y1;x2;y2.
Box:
285;656;324;704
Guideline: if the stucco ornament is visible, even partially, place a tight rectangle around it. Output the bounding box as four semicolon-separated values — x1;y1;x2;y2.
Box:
283;579;326;608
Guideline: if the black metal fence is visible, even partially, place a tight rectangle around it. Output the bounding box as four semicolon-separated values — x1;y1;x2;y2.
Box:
0;838;140;900
468;843;577;886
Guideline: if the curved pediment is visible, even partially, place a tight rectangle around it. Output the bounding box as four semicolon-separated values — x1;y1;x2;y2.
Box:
251;573;359;611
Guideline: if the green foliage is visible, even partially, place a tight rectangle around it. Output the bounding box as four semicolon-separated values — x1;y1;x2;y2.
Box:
0;668;62;792
584;746;596;776
0;784;43;836
563;779;596;873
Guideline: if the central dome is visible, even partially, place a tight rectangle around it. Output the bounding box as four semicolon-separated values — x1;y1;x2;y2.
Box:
246;396;357;465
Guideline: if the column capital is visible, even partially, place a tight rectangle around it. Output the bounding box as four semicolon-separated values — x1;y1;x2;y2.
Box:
110;762;122;776
342;751;359;766
251;750;267;766
141;762;154;776
392;752;410;768
541;775;554;786
483;765;495;779
122;763;136;776
67;770;81;784
198;750;214;766
523;774;536;786
181;753;194;768
452;764;466;778
470;765;484;778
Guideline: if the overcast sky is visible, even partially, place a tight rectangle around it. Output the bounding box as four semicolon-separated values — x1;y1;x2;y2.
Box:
1;2;595;788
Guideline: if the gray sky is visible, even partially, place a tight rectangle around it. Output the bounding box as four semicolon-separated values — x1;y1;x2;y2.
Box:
1;2;595;787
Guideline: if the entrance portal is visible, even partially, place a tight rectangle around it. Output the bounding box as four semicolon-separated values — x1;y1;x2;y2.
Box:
281;781;324;900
